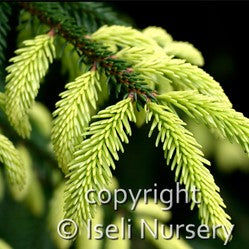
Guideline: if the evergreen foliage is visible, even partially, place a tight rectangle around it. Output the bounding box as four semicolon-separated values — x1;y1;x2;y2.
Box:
158;91;249;153
52;70;102;173
0;134;25;190
146;102;232;240
61;2;130;33
5;34;55;138
0;2;248;248
64;98;136;226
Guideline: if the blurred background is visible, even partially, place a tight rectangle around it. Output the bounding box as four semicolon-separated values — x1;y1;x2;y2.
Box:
0;1;249;249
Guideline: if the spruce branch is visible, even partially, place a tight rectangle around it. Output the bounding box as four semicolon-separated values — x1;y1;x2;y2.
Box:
52;70;102;173
163;41;204;66
64;98;136;227
5;33;56;138
92;25;203;66
61;2;130;33
2;3;245;245
133;56;231;106
158;59;231;105
158;91;249;155
146;102;232;241
0;133;25;189
8;145;31;202
0;104;58;172
91;25;158;50
19;2;157;106
142;26;204;66
142;26;173;46
110;38;230;105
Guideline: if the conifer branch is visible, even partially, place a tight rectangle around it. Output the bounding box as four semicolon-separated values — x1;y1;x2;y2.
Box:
0;134;25;189
5;33;56;138
52;70;101;173
0;106;58;172
158;59;231;105
158;91;249;155
134;57;231;106
1;3;245;245
64;98;136;227
61;2;130;33
19;2;157;105
142;27;204;66
91;25;158;49
164;41;204;66
8;145;31;201
147;102;232;241
93;25;204;67
114;42;231;106
142;26;173;46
